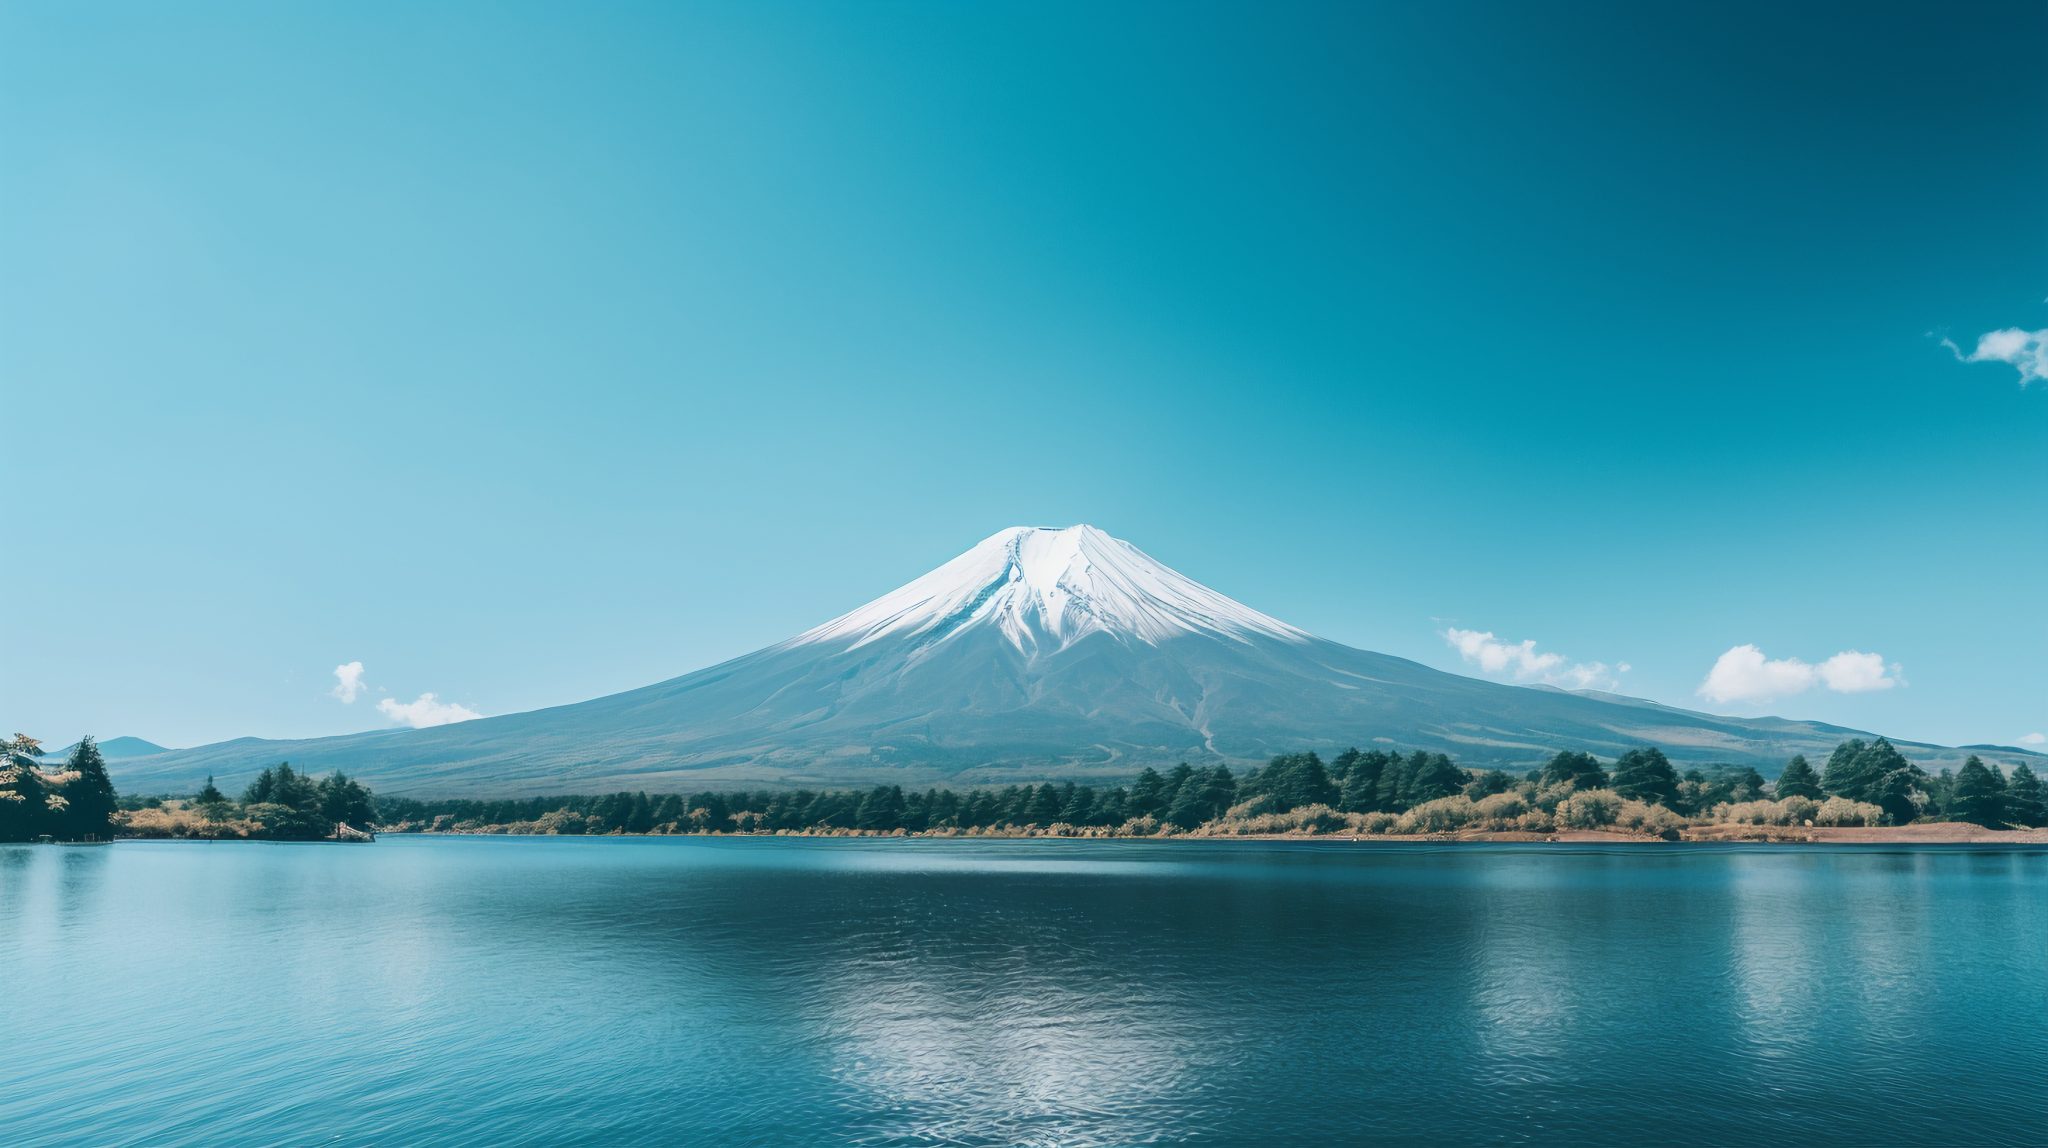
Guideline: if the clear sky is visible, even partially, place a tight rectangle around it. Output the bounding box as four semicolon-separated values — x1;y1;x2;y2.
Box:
5;0;2044;752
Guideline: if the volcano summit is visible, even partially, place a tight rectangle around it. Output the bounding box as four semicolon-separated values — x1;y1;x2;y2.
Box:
114;525;2002;795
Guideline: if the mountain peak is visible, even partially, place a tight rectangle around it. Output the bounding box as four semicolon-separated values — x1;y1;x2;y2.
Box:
788;524;1311;654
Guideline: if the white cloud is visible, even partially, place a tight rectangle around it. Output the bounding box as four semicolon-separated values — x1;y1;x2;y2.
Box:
376;693;483;729
1942;326;2047;385
1815;650;1900;694
2021;732;2046;747
1698;644;1902;705
1699;645;1815;704
1443;627;1623;692
330;661;367;703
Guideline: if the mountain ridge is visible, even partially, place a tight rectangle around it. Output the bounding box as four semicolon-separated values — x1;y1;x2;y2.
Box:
105;525;2040;796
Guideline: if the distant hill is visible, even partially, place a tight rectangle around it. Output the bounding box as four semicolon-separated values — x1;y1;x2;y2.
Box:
42;736;172;761
108;525;2044;797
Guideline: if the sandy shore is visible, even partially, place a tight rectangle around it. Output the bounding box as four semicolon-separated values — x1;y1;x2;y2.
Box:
1286;823;2048;845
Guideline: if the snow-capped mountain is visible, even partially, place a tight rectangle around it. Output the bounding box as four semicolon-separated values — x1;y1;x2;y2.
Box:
111;525;2022;795
787;525;1308;654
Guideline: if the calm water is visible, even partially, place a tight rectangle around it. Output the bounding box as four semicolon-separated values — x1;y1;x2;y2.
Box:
6;837;2048;1146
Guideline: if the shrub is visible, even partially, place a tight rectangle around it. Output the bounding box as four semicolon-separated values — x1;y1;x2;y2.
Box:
1398;796;1476;834
534;809;588;835
1357;811;1400;835
1223;796;1277;820
1513;809;1556;833
1473;792;1530;828
1615;800;1686;839
1713;796;1822;826
1533;781;1579;812
1813;796;1885;827
117;804;258;840
1555;788;1623;829
1288;804;1352;833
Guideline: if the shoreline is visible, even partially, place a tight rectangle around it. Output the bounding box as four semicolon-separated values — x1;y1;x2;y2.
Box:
346;821;2048;846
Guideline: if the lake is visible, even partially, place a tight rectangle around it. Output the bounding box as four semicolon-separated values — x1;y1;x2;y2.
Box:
5;837;2046;1146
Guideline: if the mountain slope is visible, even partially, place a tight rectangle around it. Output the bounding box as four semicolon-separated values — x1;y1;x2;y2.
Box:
109;525;2033;795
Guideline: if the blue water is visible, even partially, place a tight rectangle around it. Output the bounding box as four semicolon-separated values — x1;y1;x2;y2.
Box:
5;837;2047;1146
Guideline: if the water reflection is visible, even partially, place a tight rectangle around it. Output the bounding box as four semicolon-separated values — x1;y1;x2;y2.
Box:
7;839;2048;1146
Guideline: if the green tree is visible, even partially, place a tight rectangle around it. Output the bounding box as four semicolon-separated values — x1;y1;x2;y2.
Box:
1404;752;1467;805
1820;739;1927;825
856;785;907;830
1058;785;1096;825
271;763;318;813
1160;763;1196;810
2004;763;2045;828
0;734;52;842
59;736;118;840
1128;768;1169;819
1025;783;1064;825
195;775;227;806
1773;755;1823;800
242;766;277;805
1466;770;1513;798
1540;750;1608;791
1255;753;1338;811
1727;767;1767;801
315;771;377;829
1949;756;2006;827
1163;781;1211;830
1336;751;1388;811
1198;766;1237;818
1610;747;1680;807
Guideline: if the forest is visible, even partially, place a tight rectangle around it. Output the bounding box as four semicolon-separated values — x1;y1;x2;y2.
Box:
373;738;2046;839
12;732;2042;842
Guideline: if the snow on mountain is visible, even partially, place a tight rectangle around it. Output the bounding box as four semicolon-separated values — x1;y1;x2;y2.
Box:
108;525;2037;796
787;525;1309;655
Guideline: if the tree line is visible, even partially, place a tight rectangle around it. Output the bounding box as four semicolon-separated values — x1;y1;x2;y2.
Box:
122;761;378;840
374;737;2047;837
0;734;120;842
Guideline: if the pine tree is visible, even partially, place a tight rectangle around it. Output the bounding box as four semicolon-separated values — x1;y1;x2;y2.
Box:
1160;763;1196;811
242;766;278;805
1610;747;1680;807
624;792;655;834
1026;783;1063;825
2004;764;2045;828
1255;753;1337;811
1058;785;1096;825
1723;767;1768;804
1819;739;1927;825
1163;780;1210;829
1949;756;2006;827
1337;751;1388;811
1128;768;1168;819
1774;755;1823;800
59;736;118;841
1820;739;1868;797
1405;753;1467;805
196;775;227;805
856;785;908;830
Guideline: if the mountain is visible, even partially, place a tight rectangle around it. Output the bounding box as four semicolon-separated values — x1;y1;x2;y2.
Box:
109;525;2036;796
41;736;172;761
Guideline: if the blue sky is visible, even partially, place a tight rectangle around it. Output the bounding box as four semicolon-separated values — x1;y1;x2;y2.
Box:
4;0;2044;751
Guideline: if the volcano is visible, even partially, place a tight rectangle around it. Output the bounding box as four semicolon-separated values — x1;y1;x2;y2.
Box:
112;525;2011;795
